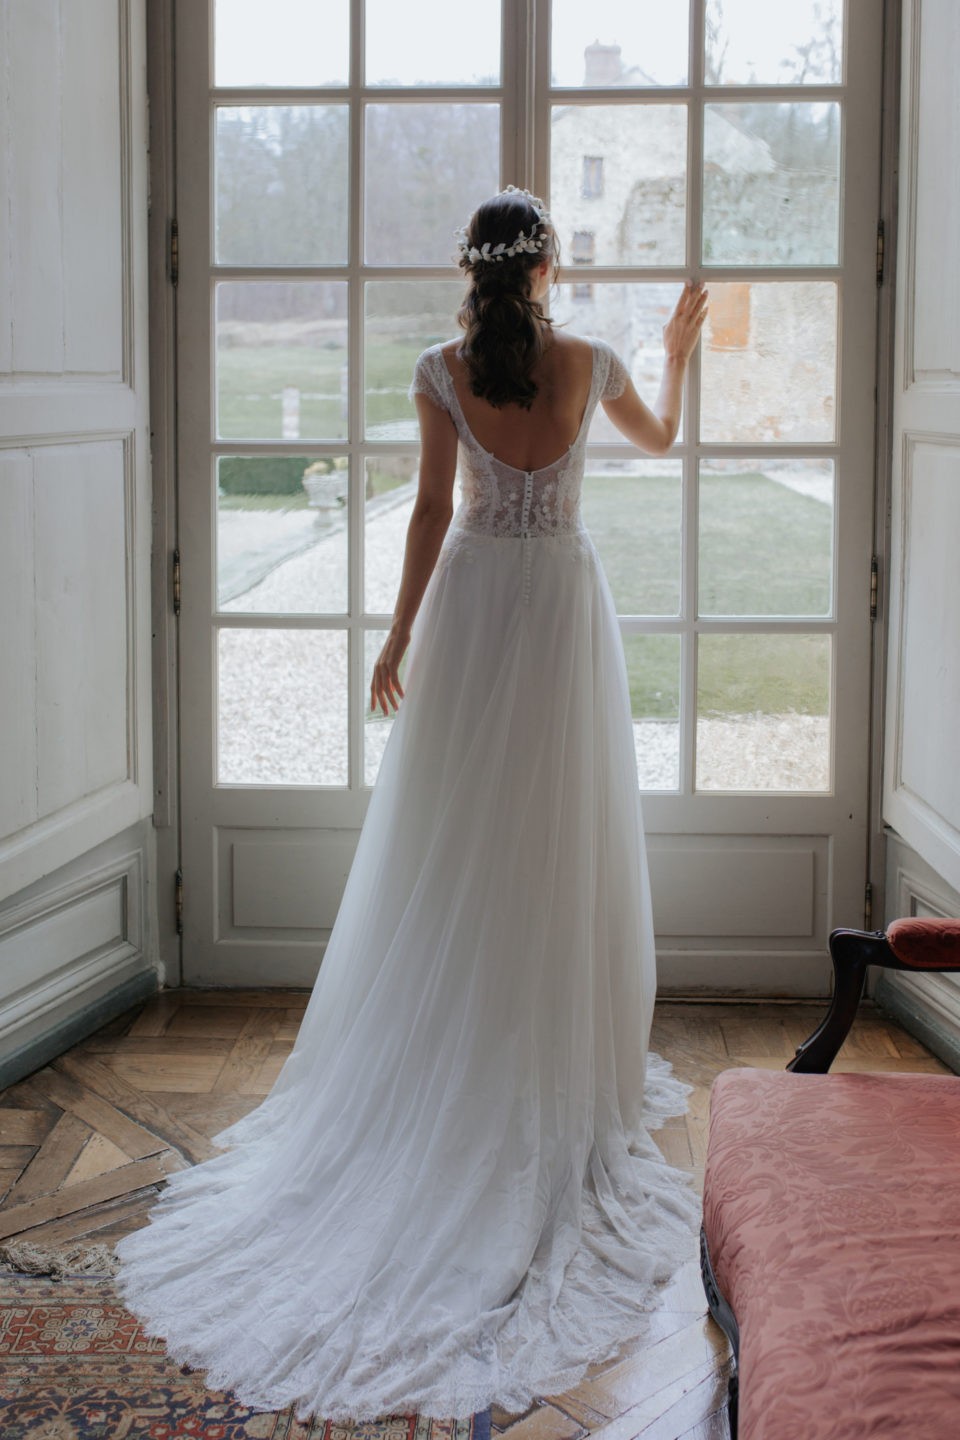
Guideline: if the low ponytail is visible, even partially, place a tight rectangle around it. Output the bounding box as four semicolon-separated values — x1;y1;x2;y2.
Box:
454;190;559;410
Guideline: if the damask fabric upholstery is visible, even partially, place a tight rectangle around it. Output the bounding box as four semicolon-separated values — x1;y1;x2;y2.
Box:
703;1067;960;1439
886;917;960;968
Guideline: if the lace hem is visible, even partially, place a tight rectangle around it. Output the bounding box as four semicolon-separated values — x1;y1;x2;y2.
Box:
112;1054;699;1425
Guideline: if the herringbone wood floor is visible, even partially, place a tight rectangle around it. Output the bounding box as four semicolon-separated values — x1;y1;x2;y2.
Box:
0;992;951;1437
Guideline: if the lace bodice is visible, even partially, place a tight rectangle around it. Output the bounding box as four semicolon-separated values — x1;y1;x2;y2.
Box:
408;337;629;541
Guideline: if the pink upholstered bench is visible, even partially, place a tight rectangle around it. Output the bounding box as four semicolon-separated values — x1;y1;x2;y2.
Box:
700;920;960;1439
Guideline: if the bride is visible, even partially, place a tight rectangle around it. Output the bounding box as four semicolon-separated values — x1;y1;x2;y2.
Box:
113;185;709;1425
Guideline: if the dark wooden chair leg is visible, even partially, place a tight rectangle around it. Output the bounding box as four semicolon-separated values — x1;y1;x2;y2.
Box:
700;1224;739;1438
787;928;892;1073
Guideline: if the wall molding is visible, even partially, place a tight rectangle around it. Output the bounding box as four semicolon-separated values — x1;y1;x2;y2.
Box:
872;833;960;1072
0;780;145;908
884;431;960;891
0;829;159;1088
0;969;158;1092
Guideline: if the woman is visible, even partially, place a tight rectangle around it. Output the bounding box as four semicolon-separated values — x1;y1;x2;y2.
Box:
113;186;709;1425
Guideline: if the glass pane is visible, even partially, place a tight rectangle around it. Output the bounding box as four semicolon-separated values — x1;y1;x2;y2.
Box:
554;283;685;443
365;105;500;266
696;634;831;792
703;104;840;265
218;457;348;615
699;282;837;443
582;460;682;615
551;106;687;266
218;628;348;785
364;629;410;786
215;0;349;87
705;0;843;86
623;634;680;791
698;460;834;617
551;0;688;87
365;282;464;439
216;282;347;441
215;107;348;267
365;457;417;614
366;0;500;85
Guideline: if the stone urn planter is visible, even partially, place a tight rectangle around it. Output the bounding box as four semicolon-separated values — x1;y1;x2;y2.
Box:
302;460;348;525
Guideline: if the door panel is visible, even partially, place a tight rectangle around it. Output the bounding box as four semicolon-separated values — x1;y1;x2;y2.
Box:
883;0;960;894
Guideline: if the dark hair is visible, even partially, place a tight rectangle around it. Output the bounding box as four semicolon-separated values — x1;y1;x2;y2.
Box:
455;191;559;410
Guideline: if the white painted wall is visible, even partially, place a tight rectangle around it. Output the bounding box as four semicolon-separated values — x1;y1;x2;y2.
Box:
0;0;157;1084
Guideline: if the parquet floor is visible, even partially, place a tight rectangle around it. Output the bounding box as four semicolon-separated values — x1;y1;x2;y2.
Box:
0;991;952;1438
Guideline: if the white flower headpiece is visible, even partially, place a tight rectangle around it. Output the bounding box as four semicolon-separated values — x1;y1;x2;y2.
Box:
455;184;553;265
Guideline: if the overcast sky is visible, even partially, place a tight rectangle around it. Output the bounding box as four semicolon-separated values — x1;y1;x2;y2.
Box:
215;0;841;90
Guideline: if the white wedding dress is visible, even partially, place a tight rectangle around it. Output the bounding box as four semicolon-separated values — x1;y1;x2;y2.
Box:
112;336;702;1424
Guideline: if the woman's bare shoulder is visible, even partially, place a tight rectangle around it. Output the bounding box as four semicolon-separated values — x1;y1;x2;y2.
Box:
545;330;594;377
550;330;593;354
438;338;468;377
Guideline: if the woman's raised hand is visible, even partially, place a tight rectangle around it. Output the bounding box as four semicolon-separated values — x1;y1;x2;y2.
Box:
663;280;709;366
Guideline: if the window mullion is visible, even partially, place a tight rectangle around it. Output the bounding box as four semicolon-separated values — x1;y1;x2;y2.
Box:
503;0;545;194
348;0;365;790
501;0;522;184
529;0;550;197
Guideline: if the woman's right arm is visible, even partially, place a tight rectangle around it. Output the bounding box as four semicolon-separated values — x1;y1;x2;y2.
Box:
601;280;708;457
370;390;458;716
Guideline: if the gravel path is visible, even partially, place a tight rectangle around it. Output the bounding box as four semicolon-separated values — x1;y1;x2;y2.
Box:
219;497;411;615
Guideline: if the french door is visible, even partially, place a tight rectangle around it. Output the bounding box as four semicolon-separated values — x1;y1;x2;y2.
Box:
175;0;884;989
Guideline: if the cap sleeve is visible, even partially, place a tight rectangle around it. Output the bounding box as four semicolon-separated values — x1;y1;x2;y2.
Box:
407;347;451;412
595;339;631;400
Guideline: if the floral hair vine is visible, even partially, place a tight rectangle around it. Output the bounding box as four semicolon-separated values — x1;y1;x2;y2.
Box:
455;184;553;264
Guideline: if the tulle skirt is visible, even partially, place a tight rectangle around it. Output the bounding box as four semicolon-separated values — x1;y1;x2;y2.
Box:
112;523;702;1423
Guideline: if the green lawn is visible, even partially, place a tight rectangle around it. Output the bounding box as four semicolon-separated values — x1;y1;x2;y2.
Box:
216;337;429;439
364;341;427;432
583;471;831;620
218;491;310;512
698;472;832;616
621;634;681;721
585;471;832;718
583;474;681;616
217;345;346;439
619;628;830;724
697;633;830;718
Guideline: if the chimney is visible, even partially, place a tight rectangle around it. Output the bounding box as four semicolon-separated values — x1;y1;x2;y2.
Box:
583;41;622;86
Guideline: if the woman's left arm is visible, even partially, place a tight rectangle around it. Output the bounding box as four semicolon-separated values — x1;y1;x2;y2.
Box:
601;280;708;456
370;391;458;716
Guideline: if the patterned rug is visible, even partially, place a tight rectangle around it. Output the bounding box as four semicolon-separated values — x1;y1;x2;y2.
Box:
0;1246;493;1440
